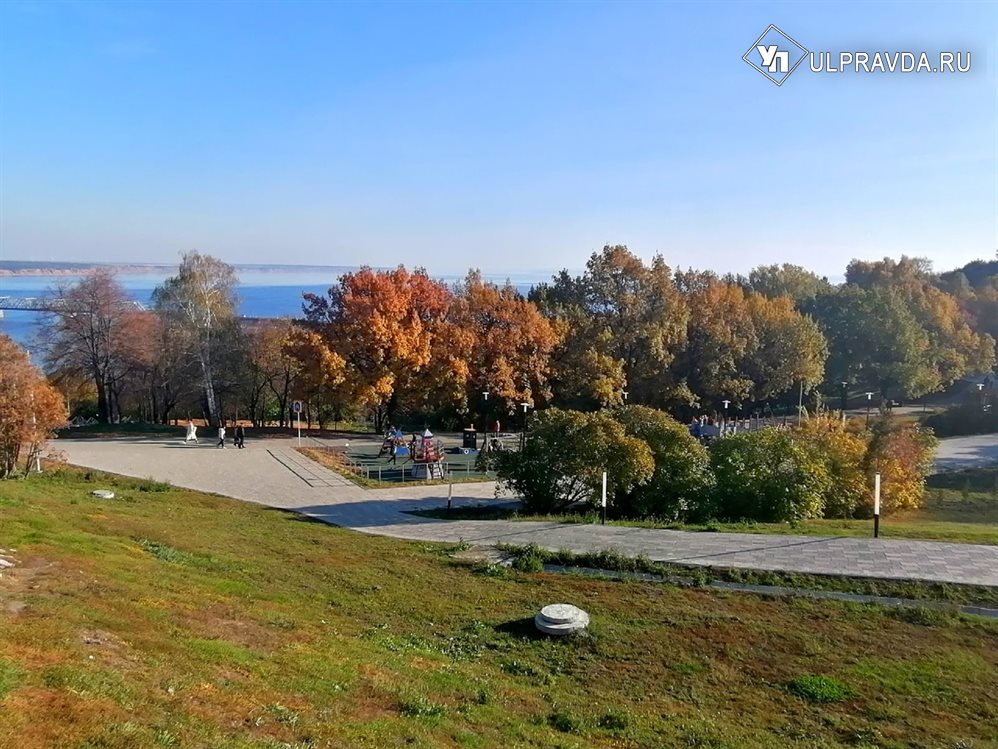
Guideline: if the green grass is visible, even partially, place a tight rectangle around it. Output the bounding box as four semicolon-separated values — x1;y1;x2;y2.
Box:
786;675;855;703
0;468;996;748
413;466;998;545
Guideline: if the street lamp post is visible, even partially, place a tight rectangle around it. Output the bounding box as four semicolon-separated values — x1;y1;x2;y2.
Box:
480;391;491;452
865;392;875;429
622;390;629;404
519;402;531;451
840;381;848;413
722;399;730;432
977;383;985;411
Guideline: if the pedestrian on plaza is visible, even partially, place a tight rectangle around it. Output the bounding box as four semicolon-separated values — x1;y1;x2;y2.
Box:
185;420;198;444
217;424;226;449
389;441;399;465
235;424;245;449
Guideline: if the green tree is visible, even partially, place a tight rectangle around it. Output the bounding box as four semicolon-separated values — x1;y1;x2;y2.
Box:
493;408;654;514
610;405;713;521
811;285;938;401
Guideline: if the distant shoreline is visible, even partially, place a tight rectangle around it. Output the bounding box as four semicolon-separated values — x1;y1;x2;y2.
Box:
0;262;368;278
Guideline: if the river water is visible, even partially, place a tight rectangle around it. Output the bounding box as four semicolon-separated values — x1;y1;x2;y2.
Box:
0;271;542;347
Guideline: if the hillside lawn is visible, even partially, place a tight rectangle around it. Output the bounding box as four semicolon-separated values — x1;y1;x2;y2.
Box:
0;469;996;749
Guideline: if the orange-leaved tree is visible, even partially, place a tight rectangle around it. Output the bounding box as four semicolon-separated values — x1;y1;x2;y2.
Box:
451;270;560;420
0;334;68;478
301;266;456;431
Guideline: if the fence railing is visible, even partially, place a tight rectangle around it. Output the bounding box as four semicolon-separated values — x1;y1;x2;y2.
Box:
335;455;493;484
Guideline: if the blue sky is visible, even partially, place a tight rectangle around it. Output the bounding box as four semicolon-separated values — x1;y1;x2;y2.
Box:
1;0;995;277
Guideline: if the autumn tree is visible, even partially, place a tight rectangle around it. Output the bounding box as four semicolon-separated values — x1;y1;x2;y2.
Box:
241;319;303;427
37;269;143;423
450;271;559;420
743;293;827;401
0;335;68;478
671;271;757;406
864;421;937;514
301;266;454;431
531;246;687;408
283;325;346;428
153;252;240;426
670;272;826;409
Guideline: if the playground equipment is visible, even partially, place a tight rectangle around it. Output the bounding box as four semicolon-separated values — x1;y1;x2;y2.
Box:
412;428;444;479
378;427;410;458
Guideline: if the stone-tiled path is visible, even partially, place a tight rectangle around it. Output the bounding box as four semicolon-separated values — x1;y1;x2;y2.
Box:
55;435;998;587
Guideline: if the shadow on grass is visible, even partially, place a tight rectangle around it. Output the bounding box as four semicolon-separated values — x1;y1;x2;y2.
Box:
494;617;547;641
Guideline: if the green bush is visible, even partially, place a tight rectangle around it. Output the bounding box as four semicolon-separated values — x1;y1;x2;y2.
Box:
710;428;830;522
493;408;654;515
512;552;544;573
786;674;855;703
548;710;583;733
610;405;714;522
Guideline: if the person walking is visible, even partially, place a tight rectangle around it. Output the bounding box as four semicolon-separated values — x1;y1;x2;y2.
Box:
235;424;245;449
185;420;198;444
217;424;226;449
389;441;398;465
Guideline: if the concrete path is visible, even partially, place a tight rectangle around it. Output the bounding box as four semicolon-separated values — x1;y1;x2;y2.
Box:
934;433;998;471
53;435;998;587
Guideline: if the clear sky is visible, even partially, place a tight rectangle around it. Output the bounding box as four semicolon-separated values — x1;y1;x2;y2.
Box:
1;0;995;277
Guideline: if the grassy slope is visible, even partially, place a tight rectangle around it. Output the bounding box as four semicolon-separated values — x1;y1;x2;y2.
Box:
0;470;995;749
415;468;998;545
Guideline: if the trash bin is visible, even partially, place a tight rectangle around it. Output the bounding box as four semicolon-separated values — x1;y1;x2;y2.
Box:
462;429;478;450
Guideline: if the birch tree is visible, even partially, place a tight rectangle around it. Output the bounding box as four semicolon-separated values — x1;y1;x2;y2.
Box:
153;252;239;427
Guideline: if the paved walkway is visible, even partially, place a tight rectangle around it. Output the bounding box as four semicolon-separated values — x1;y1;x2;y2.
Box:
934;433;998;471
53;435;998;587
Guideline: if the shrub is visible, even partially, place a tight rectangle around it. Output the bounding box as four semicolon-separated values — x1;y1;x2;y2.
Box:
493;409;654;515
512;551;544;573
710;428;830;522
864;422;937;514
786;674;855;703
548;710;582;733
596;709;629;730
610;405;714;522
795;415;869;519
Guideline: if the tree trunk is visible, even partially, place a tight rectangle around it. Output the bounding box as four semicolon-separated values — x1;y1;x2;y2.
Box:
201;361;218;427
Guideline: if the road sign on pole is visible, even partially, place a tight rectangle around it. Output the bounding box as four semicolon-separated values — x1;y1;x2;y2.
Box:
293;401;302;446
